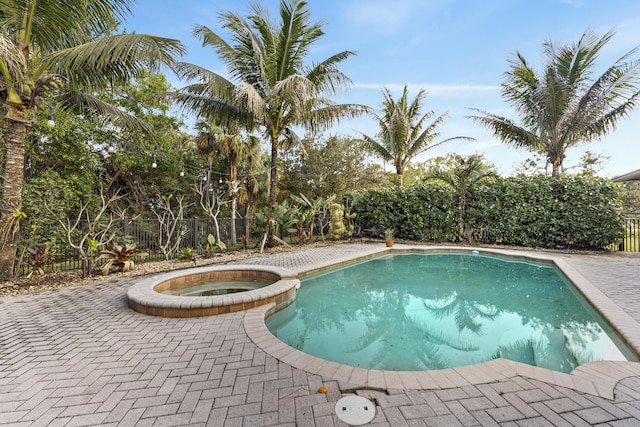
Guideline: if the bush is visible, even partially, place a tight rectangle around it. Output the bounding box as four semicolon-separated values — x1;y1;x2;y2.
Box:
348;174;624;249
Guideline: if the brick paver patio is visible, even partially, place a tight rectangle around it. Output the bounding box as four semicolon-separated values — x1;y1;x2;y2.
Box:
1;242;639;426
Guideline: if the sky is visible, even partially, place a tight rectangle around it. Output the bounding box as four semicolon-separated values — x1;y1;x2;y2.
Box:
125;0;640;178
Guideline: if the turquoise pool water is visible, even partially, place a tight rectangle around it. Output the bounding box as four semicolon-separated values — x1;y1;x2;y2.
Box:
266;252;638;373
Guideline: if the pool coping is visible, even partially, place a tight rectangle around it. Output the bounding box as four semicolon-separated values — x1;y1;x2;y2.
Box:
243;245;640;399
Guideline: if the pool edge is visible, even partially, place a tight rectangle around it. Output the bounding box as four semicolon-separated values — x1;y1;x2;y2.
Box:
245;244;640;399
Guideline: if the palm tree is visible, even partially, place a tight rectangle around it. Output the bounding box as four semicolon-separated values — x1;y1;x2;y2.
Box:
0;0;185;279
166;0;365;246
360;85;473;191
426;154;495;242
197;123;260;245
468;29;640;178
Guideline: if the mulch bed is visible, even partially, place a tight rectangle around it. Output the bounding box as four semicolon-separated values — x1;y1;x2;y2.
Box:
0;241;336;299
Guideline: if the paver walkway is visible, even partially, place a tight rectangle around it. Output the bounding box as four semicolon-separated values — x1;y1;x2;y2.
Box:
1;242;639;426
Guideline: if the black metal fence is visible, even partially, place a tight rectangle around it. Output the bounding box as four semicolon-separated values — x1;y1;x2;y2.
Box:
17;216;640;277
121;216;260;253
618;217;640;252
17;217;262;276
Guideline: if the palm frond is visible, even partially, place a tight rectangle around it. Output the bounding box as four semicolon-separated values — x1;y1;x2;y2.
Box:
43;34;186;90
305;55;356;96
0;0;134;54
0;33;28;92
302;102;369;133
467;108;541;151
173;62;224;84
162;89;255;129
234;82;267;120
557;58;640;144
55;89;152;134
358;132;392;161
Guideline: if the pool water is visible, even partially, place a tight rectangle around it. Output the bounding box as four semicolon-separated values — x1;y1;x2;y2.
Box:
266;252;638;373
160;278;272;296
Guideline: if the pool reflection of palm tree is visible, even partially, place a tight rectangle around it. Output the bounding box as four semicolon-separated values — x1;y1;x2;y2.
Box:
496;326;594;372
347;290;478;370
423;292;500;334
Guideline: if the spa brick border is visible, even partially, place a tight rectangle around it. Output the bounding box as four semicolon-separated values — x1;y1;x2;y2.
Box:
127;264;299;317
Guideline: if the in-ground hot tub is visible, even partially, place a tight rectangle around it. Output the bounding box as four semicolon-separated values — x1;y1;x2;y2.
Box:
127;265;299;317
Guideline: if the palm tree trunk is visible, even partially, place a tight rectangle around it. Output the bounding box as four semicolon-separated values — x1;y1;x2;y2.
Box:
0;111;29;280
397;173;403;192
267;139;278;247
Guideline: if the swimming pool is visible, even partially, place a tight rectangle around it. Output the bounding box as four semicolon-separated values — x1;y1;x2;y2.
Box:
266;252;638;373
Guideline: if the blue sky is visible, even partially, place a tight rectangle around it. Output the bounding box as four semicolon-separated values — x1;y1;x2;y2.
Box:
125;0;640;177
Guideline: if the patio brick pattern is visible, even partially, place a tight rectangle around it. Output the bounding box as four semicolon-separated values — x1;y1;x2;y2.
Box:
1;242;639;426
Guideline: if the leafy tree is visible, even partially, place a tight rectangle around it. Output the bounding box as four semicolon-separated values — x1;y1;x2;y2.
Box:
469;30;640;178
360;85;473;191
0;0;185;279
167;0;365;246
280;134;386;199
619;182;640;214
101;72;197;214
426;154;496;242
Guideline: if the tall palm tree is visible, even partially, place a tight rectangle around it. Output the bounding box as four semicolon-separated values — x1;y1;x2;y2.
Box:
166;0;365;246
0;0;185;279
197;123;260;245
360;85;473;191
426;154;495;242
468;29;640;178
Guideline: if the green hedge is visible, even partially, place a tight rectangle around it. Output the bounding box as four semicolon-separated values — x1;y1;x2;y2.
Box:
346;174;624;249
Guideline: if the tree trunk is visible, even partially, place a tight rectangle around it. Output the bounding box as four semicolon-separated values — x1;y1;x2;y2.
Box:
230;198;238;246
244;203;253;243
267;139;278;247
0;109;29;280
397;173;403;192
229;160;238;246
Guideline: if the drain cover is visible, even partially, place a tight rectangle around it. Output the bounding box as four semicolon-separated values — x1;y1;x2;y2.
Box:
335;396;376;425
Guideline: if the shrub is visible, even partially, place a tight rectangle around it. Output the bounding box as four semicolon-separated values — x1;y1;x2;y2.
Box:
349;174;623;249
97;243;146;275
27;243;51;277
178;247;196;261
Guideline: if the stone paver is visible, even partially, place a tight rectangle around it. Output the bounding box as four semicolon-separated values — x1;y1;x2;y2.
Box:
0;242;639;426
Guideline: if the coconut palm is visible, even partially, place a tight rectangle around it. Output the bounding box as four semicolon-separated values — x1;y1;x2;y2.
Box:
0;0;185;279
360;85;473;191
166;0;365;246
196;122;260;245
468;29;640;178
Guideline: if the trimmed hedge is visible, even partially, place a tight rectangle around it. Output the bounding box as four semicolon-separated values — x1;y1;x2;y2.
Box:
346;174;624;249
